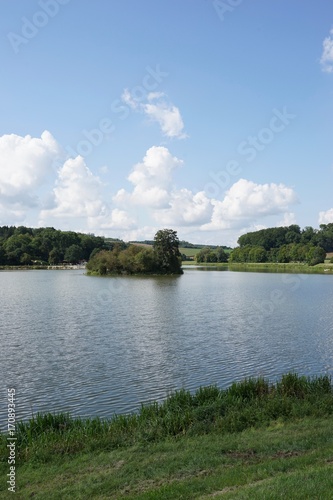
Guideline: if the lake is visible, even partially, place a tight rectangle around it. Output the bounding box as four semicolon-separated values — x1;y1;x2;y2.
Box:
1;268;332;429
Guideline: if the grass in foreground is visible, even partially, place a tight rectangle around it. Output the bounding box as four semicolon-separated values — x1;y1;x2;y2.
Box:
1;374;333;498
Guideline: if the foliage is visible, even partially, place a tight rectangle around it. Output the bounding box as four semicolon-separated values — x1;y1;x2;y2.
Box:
153;228;183;274
0;226;107;265
87;229;183;275
237;224;333;253
195;246;229;263
231;224;331;264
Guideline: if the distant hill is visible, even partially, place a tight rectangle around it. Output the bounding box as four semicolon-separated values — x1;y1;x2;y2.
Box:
129;240;233;262
129;239;232;251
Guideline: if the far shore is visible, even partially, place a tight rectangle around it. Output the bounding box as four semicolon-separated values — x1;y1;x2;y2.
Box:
0;264;86;271
1;262;333;274
183;261;333;274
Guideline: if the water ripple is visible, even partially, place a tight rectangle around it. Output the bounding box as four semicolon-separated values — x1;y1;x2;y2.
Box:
0;269;333;429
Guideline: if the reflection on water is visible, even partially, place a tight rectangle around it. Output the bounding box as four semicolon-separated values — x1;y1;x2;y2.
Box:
0;269;332;428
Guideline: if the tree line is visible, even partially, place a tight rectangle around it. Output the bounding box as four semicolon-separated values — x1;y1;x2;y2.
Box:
230;224;333;265
195;246;229;263
0;226;110;266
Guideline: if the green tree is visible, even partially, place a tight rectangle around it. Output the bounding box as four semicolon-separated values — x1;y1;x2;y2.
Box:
64;244;83;264
0;244;7;265
318;223;333;252
153;229;183;274
216;247;228;263
20;253;32;265
249;246;267;262
301;226;318;245
306;246;326;266
135;247;157;272
4;234;33;264
49;248;62;265
195;247;211;263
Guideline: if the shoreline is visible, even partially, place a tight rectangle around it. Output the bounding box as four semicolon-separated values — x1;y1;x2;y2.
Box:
183;261;333;274
0;264;86;271
1;373;332;498
1;262;333;274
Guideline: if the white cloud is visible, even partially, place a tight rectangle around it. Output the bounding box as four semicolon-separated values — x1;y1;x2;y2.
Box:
120;226;158;243
92;209;136;230
143;101;187;139
0;203;26;226
154;189;213;226
202;179;298;230
320;28;333;73
99;165;109;175
121;88;139;109
319;208;333;224
40;156;104;219
121;90;187;139
278;212;297;226
0;130;61;205
147;92;165;101
114;146;183;208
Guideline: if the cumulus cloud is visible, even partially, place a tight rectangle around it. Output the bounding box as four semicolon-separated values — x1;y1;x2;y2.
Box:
0;130;61;205
121;90;187;139
201;179;298;230
120;226;158;243
320;28;333;73
154;189;213;226
319;208;333;224
0;203;26;226
278;212;297;226
91;208;136;231
114;146;183;208
143;101;187;139
40;156;104;219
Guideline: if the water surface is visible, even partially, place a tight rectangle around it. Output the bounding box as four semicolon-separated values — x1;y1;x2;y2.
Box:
1;269;332;428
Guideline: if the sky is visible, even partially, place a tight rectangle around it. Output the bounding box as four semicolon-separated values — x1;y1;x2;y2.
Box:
0;0;332;246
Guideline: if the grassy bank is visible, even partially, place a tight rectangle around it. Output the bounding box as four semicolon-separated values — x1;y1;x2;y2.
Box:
183;261;333;274
1;374;333;498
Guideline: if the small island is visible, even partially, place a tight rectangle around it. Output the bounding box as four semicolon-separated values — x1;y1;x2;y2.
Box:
86;228;184;276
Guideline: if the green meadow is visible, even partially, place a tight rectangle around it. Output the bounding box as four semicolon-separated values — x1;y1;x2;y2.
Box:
1;374;333;498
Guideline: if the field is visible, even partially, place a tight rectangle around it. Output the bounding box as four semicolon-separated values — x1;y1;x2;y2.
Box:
1;374;333;498
179;247;202;259
183;261;333;273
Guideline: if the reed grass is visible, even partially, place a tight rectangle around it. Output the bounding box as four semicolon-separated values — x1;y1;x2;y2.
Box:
1;373;332;467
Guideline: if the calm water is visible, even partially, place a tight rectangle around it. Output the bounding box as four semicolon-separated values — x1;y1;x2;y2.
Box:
1;268;332;429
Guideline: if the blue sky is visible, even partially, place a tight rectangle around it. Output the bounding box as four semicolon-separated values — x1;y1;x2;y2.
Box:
0;0;332;245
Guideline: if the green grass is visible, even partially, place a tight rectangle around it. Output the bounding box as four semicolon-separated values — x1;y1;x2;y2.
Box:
1;374;333;498
179;247;203;258
183;261;333;273
182;261;333;272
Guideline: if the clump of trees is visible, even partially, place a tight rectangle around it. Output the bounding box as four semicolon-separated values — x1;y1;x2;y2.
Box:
230;224;333;266
195;246;229;263
86;229;183;275
0;226;109;265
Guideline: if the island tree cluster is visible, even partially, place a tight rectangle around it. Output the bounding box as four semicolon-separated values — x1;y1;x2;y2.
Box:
230;224;333;265
86;229;183;275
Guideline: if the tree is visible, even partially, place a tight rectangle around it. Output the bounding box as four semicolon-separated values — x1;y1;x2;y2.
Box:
49;248;62;265
306;246;326;266
153;229;183;274
195;247;211;263
249;246;267;262
216;247;229;263
64;244;83;264
4;233;33;264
